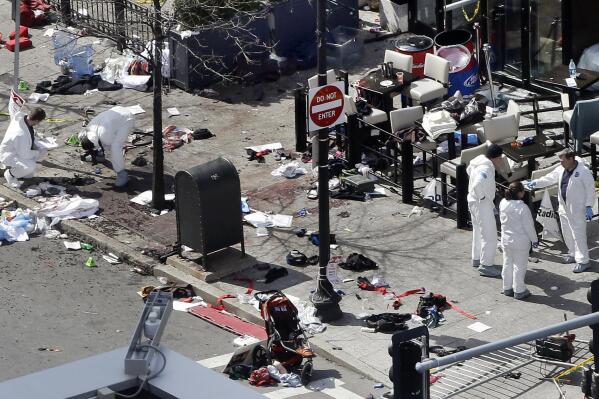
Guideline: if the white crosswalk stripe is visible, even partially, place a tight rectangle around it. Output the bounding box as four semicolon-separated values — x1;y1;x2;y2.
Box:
196;352;234;369
197;354;364;399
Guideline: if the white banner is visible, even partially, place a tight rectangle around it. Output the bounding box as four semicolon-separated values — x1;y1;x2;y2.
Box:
536;190;562;240
8;89;25;119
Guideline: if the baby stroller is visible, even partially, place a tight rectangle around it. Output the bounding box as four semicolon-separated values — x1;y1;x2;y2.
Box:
254;290;315;384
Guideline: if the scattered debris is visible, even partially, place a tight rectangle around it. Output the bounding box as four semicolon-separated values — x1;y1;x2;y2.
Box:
167;107;180;116
468;322;491;333
271;161;307;178
131;156;148;166
64;241;82;250
102;253;121;264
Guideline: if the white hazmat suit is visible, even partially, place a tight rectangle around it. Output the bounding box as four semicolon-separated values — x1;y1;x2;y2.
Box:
499;198;538;294
0;112;43;180
80;106;135;187
467;154;498;271
532;160;595;265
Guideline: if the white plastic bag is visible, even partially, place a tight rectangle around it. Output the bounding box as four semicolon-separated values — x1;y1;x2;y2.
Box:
422;178;443;204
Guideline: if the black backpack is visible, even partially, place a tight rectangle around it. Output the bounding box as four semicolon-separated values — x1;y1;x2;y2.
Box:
416;292;448;317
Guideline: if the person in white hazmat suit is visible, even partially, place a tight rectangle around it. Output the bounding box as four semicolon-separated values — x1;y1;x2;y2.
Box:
499;182;539;300
78;106;135;188
0;107;47;188
526;149;595;273
467;144;504;277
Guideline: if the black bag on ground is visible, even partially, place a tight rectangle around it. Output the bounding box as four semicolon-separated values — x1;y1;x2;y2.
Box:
339;253;378;271
535;335;574;361
365;313;411;332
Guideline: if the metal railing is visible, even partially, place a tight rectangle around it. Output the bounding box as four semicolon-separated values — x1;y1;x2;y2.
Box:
47;0;154;49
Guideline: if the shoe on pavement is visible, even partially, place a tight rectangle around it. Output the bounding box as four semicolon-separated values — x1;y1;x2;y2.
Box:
573;263;590;273
472;259;480;268
502;289;514;297
478;265;501;277
514;289;531;300
562;255;575;264
4;169;22;188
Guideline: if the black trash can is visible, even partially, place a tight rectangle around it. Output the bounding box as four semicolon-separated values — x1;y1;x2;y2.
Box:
175;157;245;268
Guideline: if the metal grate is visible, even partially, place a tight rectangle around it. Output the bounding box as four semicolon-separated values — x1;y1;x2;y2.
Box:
429;340;590;399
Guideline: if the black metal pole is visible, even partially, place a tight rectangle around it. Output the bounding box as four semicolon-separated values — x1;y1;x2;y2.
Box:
310;0;342;322
456;164;469;229
401;140;414;204
152;0;165;210
294;87;308;152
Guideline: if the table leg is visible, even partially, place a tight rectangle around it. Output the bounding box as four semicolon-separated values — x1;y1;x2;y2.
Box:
447;133;457;160
527;158;535;177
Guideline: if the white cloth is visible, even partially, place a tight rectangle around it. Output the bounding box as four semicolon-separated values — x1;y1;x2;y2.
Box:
80;106;135;173
0;112;41;177
422;110;457;140
38;196;99;220
533;160;595;263
499;199;537;293
469;200;497;266
502;247;529;293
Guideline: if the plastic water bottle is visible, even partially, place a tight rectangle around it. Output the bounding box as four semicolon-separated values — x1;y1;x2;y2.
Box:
569;59;577;78
144;311;160;339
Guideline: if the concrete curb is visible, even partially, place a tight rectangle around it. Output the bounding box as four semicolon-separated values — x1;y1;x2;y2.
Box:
154;263;391;386
0;185;390;386
0;185;160;273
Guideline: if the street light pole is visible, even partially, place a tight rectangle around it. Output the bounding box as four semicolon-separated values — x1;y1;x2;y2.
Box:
310;0;342;322
13;0;21;91
152;0;165;210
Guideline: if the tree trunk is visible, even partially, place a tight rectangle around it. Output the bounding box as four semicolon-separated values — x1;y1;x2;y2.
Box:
152;0;165;210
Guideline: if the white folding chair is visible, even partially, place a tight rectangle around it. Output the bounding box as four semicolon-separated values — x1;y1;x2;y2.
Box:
404;53;449;105
383;50;413;73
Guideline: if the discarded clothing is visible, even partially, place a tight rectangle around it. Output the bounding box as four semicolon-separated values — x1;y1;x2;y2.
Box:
163;125;192;152
38;195;99;220
271;161;306;178
267;365;302;387
429;345;467;357
249;367;276;386
264;267;288;284
339;253;378;272
36;75;122;96
364;313;411;333
422;110;457;140
192;128;214;140
244;212;293;228
131;156;148;166
296;301;326;334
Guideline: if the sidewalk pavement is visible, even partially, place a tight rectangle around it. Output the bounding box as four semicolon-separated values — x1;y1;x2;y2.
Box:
0;7;597;394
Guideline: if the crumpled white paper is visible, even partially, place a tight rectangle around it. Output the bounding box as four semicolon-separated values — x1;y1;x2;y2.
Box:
271;161;306;178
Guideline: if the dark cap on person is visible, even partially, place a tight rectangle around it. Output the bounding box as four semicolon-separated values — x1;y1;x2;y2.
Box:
486;143;503;159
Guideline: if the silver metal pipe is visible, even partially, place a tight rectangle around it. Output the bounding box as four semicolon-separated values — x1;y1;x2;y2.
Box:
13;0;20;91
473;22;481;62
482;43;496;108
445;0;479;12
416;311;599;372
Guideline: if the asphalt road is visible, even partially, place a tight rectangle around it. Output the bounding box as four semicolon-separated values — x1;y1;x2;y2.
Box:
0;236;380;399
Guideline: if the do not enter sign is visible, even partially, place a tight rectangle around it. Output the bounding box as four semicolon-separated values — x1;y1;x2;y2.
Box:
308;82;345;131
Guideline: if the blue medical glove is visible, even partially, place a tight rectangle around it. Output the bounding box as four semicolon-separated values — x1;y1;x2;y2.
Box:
532;241;539;249
526;180;537;190
586;206;594;221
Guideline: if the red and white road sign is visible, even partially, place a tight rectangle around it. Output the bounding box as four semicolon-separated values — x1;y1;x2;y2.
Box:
308;81;345;131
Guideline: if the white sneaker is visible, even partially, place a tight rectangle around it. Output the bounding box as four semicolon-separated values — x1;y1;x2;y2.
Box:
4;169;22;188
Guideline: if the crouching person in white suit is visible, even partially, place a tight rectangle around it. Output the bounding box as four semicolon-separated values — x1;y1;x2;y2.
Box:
78;106;135;188
0;107;47;188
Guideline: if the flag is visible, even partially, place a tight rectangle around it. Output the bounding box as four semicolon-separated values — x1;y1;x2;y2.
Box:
536;190;562;240
8;89;24;119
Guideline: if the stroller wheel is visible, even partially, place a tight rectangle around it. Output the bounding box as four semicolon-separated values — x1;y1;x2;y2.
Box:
300;361;313;385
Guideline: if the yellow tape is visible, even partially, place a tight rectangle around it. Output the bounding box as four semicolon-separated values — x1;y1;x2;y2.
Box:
554;356;594;382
